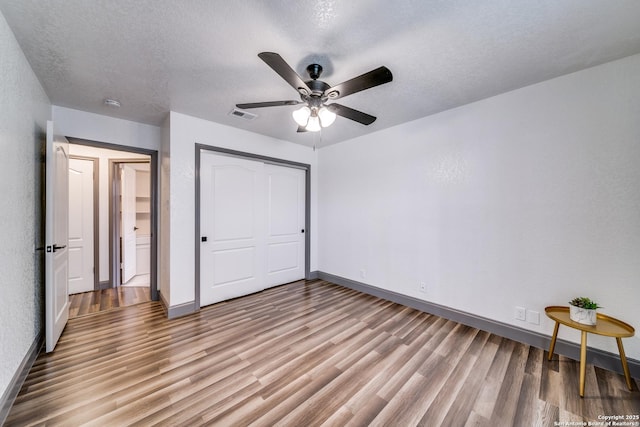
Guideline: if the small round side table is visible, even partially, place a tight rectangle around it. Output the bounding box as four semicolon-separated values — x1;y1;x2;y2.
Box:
545;306;635;397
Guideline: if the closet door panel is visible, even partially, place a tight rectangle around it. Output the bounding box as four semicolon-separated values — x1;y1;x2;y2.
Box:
200;153;265;306
265;164;306;287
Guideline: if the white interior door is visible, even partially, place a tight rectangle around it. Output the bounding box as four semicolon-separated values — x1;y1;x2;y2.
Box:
68;158;94;294
121;164;137;284
200;152;265;306
45;121;70;353
265;164;306;286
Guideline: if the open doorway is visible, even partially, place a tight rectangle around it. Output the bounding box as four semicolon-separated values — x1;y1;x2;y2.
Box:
66;138;158;317
111;160;151;289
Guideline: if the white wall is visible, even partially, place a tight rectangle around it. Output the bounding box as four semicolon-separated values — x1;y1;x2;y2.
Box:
318;53;640;360
52;106;161;152
68;145;149;283
166;112;318;306
0;11;51;400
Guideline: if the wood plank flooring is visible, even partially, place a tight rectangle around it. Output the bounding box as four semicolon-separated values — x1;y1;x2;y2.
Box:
69;286;151;318
7;280;639;426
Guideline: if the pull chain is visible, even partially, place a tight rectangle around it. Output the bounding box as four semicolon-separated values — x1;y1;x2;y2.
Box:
313;129;323;151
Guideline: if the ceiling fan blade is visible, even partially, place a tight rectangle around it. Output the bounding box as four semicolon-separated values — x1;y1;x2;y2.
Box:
325;66;392;100
236;100;302;109
258;52;311;95
296;125;307;133
327;103;376;125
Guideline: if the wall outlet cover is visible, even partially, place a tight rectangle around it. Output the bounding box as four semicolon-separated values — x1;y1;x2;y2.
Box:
527;310;540;325
515;306;526;321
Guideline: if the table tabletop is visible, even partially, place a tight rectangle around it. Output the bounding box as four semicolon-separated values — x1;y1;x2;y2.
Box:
545;306;634;338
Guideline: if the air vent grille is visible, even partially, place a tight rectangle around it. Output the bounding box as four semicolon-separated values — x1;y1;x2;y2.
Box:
229;108;257;120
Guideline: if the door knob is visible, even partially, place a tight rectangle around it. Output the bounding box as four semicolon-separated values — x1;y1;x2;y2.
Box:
52;244;66;252
134;226;139;231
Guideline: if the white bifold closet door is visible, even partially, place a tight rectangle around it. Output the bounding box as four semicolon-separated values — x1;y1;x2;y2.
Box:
200;152;305;307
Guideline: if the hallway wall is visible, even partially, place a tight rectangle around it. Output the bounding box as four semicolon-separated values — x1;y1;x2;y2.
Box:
0;10;51;404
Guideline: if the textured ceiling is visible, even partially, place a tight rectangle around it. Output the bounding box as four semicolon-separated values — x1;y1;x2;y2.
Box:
2;1;640;147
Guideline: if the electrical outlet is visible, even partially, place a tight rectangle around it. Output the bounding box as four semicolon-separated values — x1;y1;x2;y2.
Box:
515;306;526;321
527;310;540;325
360;269;366;279
419;282;426;293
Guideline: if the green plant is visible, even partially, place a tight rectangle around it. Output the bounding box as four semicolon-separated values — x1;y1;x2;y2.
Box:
569;297;601;310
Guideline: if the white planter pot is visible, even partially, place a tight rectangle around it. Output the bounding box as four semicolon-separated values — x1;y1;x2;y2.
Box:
569;305;597;326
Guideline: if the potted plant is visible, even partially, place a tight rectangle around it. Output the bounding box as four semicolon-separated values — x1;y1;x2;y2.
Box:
568;297;601;326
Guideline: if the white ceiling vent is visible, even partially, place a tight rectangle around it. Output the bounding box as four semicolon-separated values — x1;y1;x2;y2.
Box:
229;108;257;120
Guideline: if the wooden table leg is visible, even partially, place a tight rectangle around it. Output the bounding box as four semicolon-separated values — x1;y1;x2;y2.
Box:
616;337;633;391
548;322;560;361
579;331;587;397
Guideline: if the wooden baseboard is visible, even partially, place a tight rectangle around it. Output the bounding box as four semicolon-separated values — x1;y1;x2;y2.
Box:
317;271;640;379
0;332;42;425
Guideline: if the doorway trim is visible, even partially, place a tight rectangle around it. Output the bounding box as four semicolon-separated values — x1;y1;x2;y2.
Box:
68;155;100;291
194;144;311;310
110;159;151;289
67;137;159;302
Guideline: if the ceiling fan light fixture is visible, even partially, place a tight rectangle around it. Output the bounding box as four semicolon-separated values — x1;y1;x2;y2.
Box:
306;114;321;132
318;107;336;127
292;106;311;126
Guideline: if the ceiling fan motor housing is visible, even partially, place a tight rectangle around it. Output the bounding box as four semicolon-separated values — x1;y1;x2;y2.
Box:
303;64;332;98
305;79;331;98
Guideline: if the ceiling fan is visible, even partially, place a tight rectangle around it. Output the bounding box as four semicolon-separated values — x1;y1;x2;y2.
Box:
236;52;393;132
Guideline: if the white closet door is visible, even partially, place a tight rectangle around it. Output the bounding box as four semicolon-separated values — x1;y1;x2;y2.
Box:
265;164;305;287
200;152;266;306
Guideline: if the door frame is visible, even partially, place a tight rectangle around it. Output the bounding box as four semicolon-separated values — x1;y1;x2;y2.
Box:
194;144;311;309
110;159;150;288
68;137;159;302
68;155;99;291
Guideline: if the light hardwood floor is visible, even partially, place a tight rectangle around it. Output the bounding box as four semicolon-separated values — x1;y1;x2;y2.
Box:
7;280;639;426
